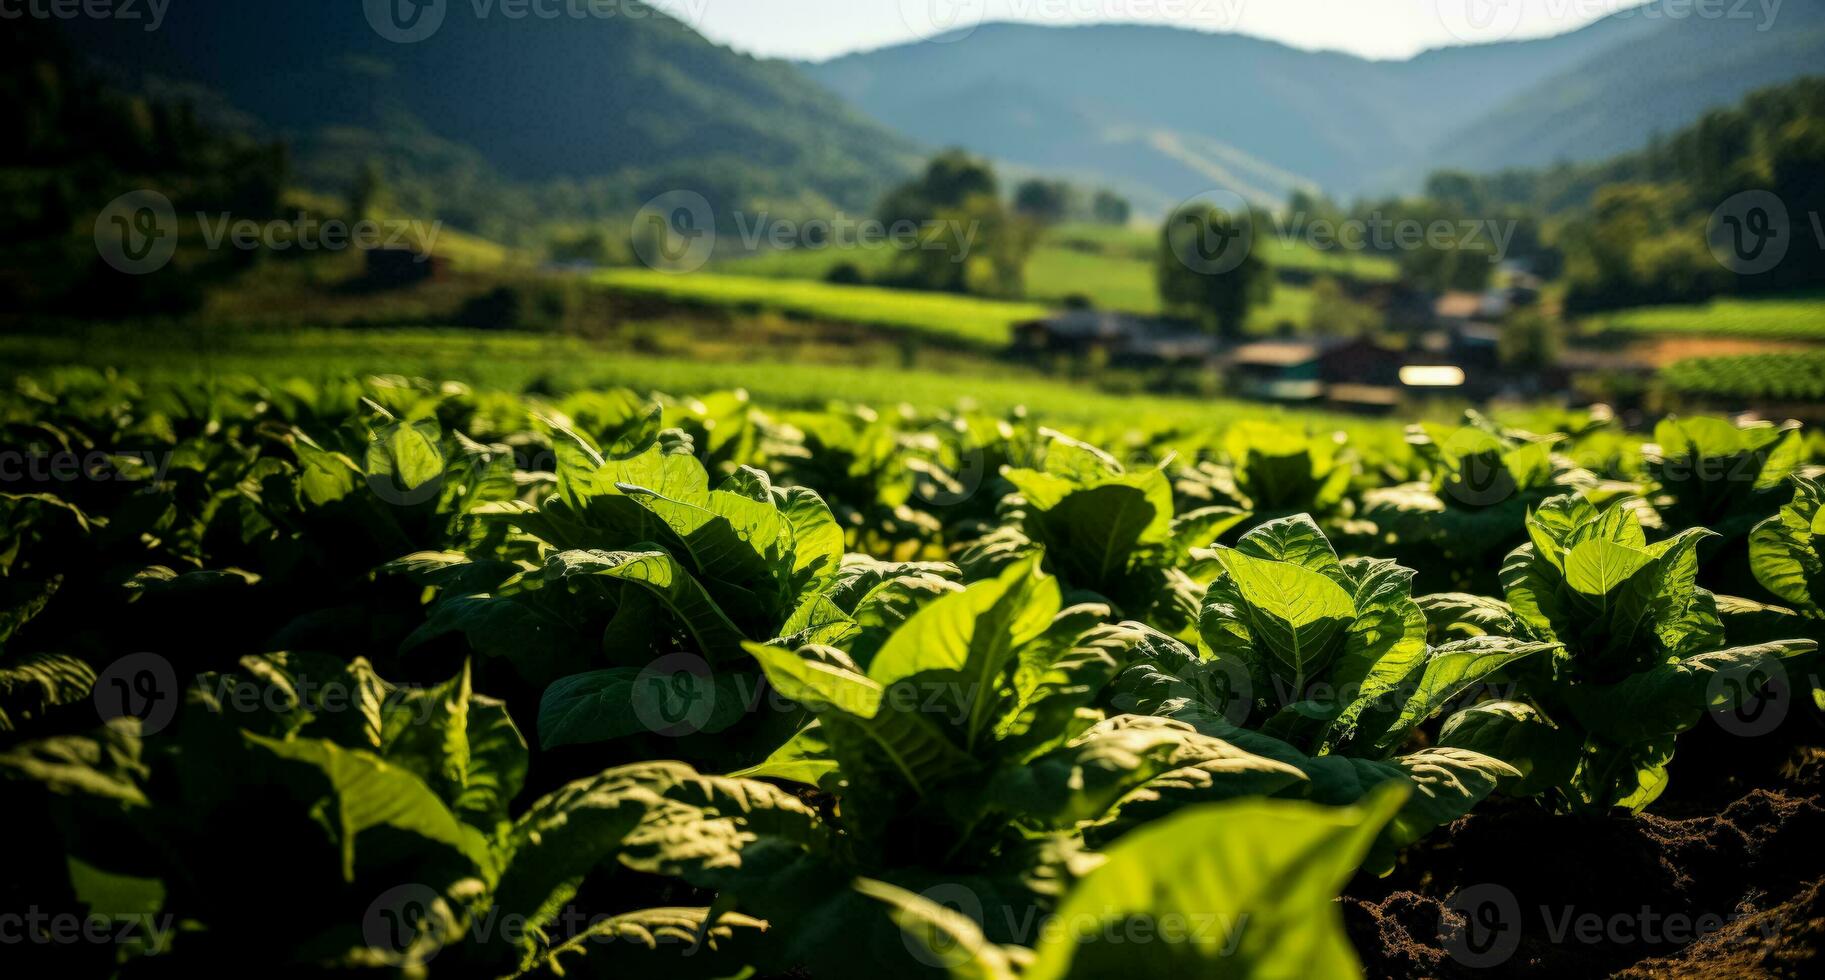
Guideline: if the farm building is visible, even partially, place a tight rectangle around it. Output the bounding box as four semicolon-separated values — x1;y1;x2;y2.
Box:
1219;337;1406;404
1012;310;1217;364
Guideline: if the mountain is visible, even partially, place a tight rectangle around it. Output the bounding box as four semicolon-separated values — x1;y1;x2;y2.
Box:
803;1;1825;211
1429;0;1825;174
56;0;919;238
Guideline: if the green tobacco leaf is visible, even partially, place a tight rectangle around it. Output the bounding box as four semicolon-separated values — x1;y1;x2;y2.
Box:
1366;747;1519;874
548;550;749;664
1326;558;1428;747
730;721;839;789
1439;701;1582;798
1415;593;1536;643
776;594;860;650
245;733;493;883
986;715;1306;828
538;667;749;750
1206;546;1355;690
611;764;827;892
0;651;96;732
1232;514;1345;575
1020;786;1406;980
855;878;1019;980
529;906;771;980
493;767;659;935
1563;640;1819;743
367;418;446;495
781;485;845;597
747;642;976;796
1366;636;1557;755
1750;476;1825;617
866;556;1061;746
0;721;149;805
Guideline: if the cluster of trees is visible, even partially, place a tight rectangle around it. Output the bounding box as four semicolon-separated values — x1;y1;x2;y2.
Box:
875;150;1038;297
869;152;1130;298
1155;203;1274;338
1;22;291;315
1012;179;1131;226
1429;78;1825;313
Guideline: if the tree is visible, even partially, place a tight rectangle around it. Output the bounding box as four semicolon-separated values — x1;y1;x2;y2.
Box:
1014;179;1070;224
1157;203;1273;339
876;148;998;227
879;151;1037;297
1092;190;1131;226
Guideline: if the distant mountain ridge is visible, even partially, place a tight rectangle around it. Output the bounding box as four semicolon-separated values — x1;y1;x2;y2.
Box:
804;1;1825;211
57;0;920;235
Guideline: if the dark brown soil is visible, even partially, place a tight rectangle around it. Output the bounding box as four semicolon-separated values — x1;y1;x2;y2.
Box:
1343;730;1825;979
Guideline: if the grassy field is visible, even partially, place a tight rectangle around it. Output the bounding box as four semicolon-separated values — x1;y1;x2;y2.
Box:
0;324;1414;439
592;268;1048;350
707;222;1395;332
1594;293;1825;340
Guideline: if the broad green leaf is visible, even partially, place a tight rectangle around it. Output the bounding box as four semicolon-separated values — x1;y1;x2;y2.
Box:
986;715;1306;828
548;550;749;664
866;556;1061;747
1020;786;1406;980
1365;747;1518;875
0;652;96;732
1438;701;1582;797
1207;547;1355;689
1366;637;1557;754
529;906;770;980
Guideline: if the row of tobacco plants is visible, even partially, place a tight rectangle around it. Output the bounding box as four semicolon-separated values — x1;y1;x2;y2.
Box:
3;367;1823;977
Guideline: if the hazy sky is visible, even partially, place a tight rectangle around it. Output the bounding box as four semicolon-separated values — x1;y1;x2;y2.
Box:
646;0;1657;61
